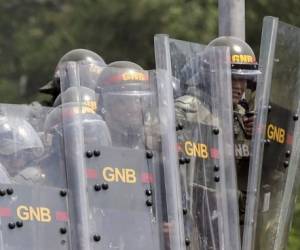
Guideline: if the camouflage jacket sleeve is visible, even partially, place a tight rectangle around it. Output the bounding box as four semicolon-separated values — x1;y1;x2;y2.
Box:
233;104;247;140
175;95;217;126
175;95;219;156
233;104;251;160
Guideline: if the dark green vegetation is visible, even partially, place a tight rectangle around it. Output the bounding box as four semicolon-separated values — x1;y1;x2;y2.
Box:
0;0;219;103
1;0;298;104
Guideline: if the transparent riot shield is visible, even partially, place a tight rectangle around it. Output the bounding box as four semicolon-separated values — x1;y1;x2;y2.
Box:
155;35;240;250
57;61;185;250
243;16;300;250
0;104;71;250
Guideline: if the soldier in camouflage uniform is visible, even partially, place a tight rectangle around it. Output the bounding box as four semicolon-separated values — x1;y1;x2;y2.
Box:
175;37;260;243
208;36;261;227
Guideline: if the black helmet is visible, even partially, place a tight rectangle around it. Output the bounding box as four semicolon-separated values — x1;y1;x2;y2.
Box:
0;115;44;177
0;116;44;157
96;61;149;95
53;86;97;112
208;36;261;80
44;102;112;148
40;49;106;98
96;61;153;130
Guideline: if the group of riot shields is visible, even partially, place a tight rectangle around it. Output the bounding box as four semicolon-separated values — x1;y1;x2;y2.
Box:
0;58;186;249
155;16;300;250
0;15;299;250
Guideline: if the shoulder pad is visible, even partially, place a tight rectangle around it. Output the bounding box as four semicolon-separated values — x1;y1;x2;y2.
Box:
175;95;200;113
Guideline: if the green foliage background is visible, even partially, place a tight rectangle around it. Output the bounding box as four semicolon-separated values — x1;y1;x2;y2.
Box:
0;0;299;104
0;0;299;248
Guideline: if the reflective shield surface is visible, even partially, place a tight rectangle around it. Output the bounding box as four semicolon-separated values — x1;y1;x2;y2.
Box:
57;62;186;250
243;16;300;250
0;104;70;250
155;35;240;250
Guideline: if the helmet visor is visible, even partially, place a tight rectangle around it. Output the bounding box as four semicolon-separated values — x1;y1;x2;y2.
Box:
232;68;261;81
102;91;153;128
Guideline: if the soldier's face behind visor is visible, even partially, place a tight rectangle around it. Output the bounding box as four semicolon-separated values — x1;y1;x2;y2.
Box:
232;78;247;105
104;93;151;127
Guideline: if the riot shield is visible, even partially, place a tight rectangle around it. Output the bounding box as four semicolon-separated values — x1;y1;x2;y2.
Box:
0;104;71;250
155;35;240;250
242;16;300;250
57;61;185;250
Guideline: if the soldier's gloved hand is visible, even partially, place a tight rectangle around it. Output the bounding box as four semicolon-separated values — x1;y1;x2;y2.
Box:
243;115;255;138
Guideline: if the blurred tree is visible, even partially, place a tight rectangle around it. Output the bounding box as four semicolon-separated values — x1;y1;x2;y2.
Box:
0;0;218;103
0;0;299;103
246;0;300;55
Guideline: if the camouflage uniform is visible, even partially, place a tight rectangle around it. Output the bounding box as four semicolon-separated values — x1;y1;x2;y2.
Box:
233;103;251;226
175;95;217;127
175;94;251;245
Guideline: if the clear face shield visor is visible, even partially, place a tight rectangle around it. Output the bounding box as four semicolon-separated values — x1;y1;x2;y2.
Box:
232;68;261;82
102;91;153;127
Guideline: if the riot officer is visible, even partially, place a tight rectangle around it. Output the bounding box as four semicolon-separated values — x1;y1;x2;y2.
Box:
96;61;157;149
208;36;261;227
0;114;45;184
39;49;106;104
